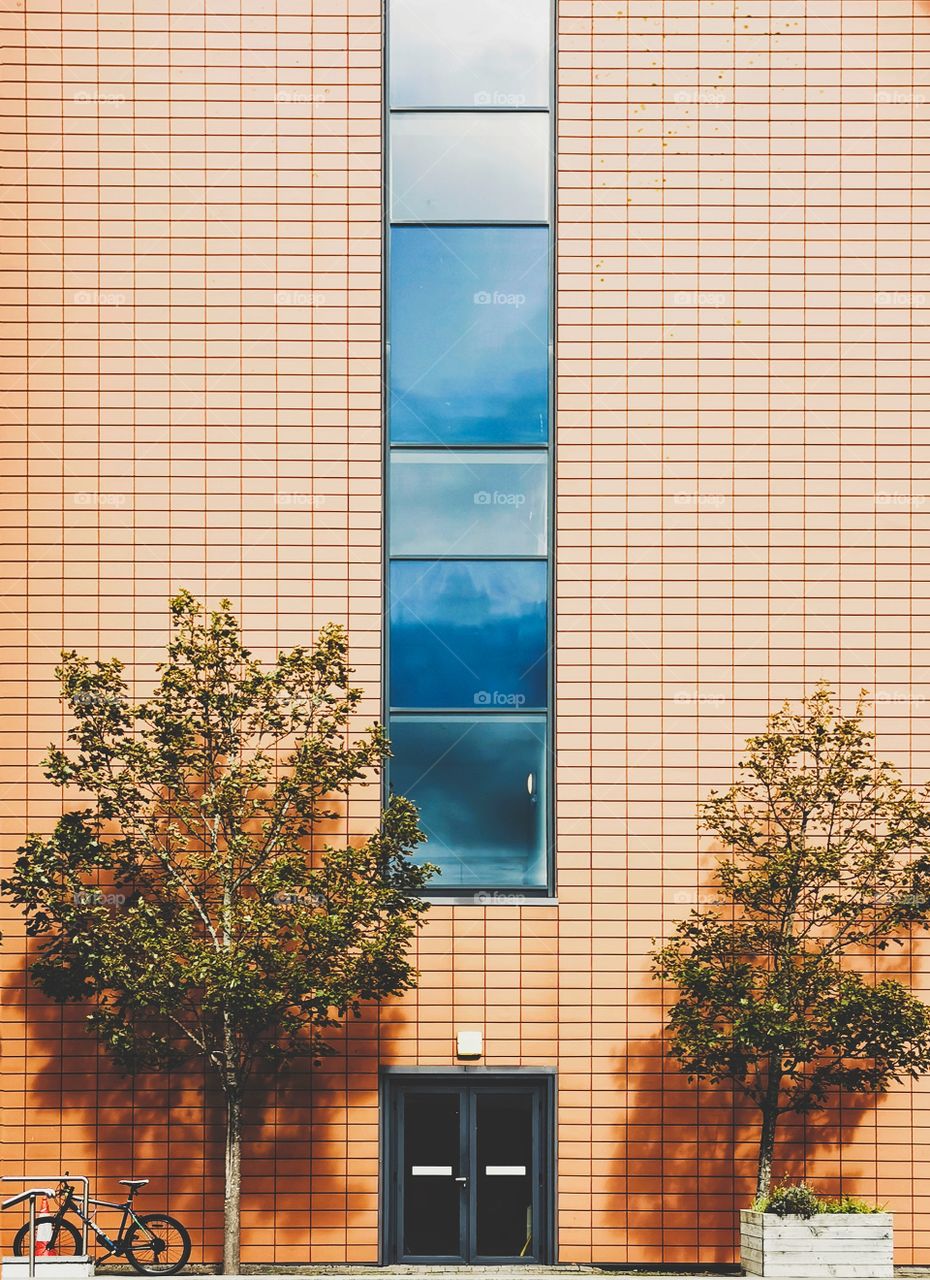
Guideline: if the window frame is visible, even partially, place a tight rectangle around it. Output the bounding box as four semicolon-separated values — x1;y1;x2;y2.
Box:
383;0;556;903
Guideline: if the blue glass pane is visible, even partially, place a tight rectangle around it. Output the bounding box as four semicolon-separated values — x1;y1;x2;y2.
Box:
389;226;548;445
388;0;551;109
389;452;547;556
390;714;548;888
390;113;549;223
390;560;547;710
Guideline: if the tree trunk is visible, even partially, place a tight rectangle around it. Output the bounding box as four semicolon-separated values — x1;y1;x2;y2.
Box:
221;867;240;1275
223;1089;242;1275
756;1054;782;1200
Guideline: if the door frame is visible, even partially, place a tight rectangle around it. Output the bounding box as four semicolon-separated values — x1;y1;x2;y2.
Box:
380;1066;557;1265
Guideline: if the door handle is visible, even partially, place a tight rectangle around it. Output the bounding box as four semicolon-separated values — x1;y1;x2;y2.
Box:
454;1176;467;1184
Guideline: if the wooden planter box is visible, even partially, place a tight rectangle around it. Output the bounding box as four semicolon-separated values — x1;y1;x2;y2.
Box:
740;1209;893;1278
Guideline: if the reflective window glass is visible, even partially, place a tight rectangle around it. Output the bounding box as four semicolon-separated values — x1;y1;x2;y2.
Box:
389;452;547;557
388;0;550;109
389;715;548;888
389;226;548;444
390;113;549;223
390;560;547;710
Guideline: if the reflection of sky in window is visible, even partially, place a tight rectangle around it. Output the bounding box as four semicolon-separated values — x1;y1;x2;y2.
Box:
389;715;547;887
390;452;547;556
390;560;547;709
388;0;550;108
389;227;549;444
390;114;549;223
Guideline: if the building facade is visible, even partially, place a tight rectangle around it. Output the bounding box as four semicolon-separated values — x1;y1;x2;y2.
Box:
3;0;930;1266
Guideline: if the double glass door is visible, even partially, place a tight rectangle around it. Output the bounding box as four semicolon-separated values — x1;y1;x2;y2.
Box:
387;1078;550;1263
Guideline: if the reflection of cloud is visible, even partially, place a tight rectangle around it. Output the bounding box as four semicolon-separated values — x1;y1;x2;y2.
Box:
389;0;549;108
389;560;548;709
390;452;547;555
389;226;549;444
391;113;549;221
393;558;547;620
390;715;547;887
393;385;547;445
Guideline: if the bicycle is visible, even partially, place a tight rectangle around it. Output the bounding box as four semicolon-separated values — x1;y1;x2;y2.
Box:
12;1176;191;1276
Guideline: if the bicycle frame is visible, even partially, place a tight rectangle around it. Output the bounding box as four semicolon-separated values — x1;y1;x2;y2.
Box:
53;1183;152;1260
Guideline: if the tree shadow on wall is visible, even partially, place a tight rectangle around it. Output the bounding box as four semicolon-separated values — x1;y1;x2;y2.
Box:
0;957;210;1260
614;782;930;1270
2;949;395;1268
614;1023;898;1270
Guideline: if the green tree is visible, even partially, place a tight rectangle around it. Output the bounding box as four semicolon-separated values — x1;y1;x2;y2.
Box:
652;683;930;1199
4;591;432;1272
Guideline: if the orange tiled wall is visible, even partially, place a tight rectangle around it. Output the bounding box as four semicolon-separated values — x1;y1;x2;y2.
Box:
3;0;930;1266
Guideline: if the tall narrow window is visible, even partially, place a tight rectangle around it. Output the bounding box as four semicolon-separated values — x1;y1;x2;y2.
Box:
385;0;553;895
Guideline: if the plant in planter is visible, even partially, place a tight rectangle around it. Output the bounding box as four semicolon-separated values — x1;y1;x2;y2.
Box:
742;1183;891;1278
652;684;930;1274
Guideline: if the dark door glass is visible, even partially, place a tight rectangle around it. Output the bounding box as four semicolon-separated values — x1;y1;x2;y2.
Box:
392;1082;546;1263
402;1091;463;1258
475;1092;535;1258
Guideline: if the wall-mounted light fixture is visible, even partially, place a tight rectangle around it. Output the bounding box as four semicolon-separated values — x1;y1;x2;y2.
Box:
456;1030;482;1059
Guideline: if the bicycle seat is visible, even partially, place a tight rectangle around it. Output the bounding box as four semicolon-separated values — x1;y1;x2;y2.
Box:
119;1179;149;1190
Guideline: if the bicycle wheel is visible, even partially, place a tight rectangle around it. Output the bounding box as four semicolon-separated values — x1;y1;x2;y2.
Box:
13;1216;83;1258
124;1213;191;1276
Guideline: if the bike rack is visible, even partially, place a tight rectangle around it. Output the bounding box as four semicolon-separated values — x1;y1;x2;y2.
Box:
1;1177;92;1279
0;1191;55;1279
